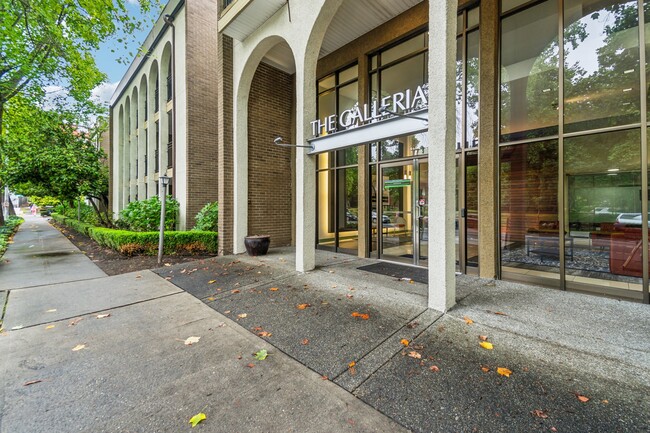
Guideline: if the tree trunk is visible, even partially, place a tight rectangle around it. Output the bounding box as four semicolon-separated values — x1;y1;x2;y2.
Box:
0;100;5;226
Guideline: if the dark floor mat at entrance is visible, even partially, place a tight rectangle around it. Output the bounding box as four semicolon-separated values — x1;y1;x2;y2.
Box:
358;262;427;284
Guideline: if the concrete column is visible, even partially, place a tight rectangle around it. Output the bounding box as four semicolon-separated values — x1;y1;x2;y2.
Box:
232;83;249;254
357;55;369;258
428;0;458;312
295;65;316;272
478;2;500;279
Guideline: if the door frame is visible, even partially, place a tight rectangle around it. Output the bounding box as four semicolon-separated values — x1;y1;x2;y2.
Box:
377;157;427;267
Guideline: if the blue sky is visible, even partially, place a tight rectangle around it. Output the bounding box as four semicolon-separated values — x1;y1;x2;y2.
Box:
90;1;164;105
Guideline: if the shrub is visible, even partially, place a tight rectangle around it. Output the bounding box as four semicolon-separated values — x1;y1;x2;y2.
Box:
0;216;24;258
51;213;94;236
29;196;60;208
89;227;218;255
194;202;218;232
118;196;178;232
54;200;98;225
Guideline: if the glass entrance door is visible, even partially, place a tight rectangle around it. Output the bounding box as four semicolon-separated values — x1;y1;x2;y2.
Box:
379;159;427;266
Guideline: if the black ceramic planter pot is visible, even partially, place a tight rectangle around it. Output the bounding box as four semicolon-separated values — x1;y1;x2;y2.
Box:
244;235;271;256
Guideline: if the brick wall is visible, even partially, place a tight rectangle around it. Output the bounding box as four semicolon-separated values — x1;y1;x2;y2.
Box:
248;62;293;246
185;0;220;227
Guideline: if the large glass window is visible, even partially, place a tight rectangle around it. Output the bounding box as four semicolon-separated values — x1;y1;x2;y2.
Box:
500;0;647;300
500;140;560;275
564;1;640;132
369;31;428;113
500;0;559;142
317;65;359;253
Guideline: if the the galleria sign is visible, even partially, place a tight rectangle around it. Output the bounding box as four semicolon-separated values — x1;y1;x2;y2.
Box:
310;84;428;137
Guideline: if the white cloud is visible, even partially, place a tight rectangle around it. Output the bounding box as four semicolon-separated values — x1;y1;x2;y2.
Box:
91;81;119;106
126;0;140;4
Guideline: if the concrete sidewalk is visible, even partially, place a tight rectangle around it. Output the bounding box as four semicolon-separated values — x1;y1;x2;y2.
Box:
156;248;650;432
0;220;404;432
0;214;106;290
1;217;649;431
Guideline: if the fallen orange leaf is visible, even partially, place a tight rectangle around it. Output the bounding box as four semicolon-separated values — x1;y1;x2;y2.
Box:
351;312;370;320
348;361;356;368
479;335;488;341
258;331;272;337
497;367;512;377
269;287;279;291
576;394;590;403
301;339;310;345
297;303;311;310
429;365;440;372
463;316;474;325
246;363;255;368
479;341;494;350
481;366;490;373
231;289;240;294
321;375;328;380
400;339;410;346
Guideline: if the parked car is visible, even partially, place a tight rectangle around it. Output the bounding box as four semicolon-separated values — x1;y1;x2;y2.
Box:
616;213;644;226
371;210;391;225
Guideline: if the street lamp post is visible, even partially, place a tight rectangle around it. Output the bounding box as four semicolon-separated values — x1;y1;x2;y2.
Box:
157;175;171;266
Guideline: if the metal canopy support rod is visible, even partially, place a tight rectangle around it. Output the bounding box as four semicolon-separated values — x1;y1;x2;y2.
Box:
273;137;313;150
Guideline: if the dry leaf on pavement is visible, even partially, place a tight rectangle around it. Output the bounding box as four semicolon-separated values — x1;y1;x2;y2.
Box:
297;303;311;310
72;344;86;351
351;312;369;320
269;287;279;291
497;367;512;377
400;339;410;346
479;341;494;350
208;280;216;284
481;366;490;373
68;317;83;326
184;336;201;345
23;379;43;386
258;331;272;337
96;314;111;319
479;335;488;341
46;309;57;313
301;339;310;345
531;409;549;419
576;394;590;403
45;325;55;330
463;316;474;325
429;365;440;372
237;313;248;319
408;351;422;359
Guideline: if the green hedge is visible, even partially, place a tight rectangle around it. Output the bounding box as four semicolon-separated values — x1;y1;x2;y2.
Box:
52;213;218;256
0;216;24;258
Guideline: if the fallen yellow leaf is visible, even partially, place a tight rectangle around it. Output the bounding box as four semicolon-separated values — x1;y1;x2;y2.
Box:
207;297;216;301
46;309;57;313
463;316;474;325
189;412;206;427
479;341;494;350
45;325;55;330
497;367;512;377
237;313;247;319
72;344;86;351
400;339;410;346
348;361;356;368
208;280;216;284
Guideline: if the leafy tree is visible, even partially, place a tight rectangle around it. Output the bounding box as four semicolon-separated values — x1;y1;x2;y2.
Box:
0;0;161;225
0;96;112;226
